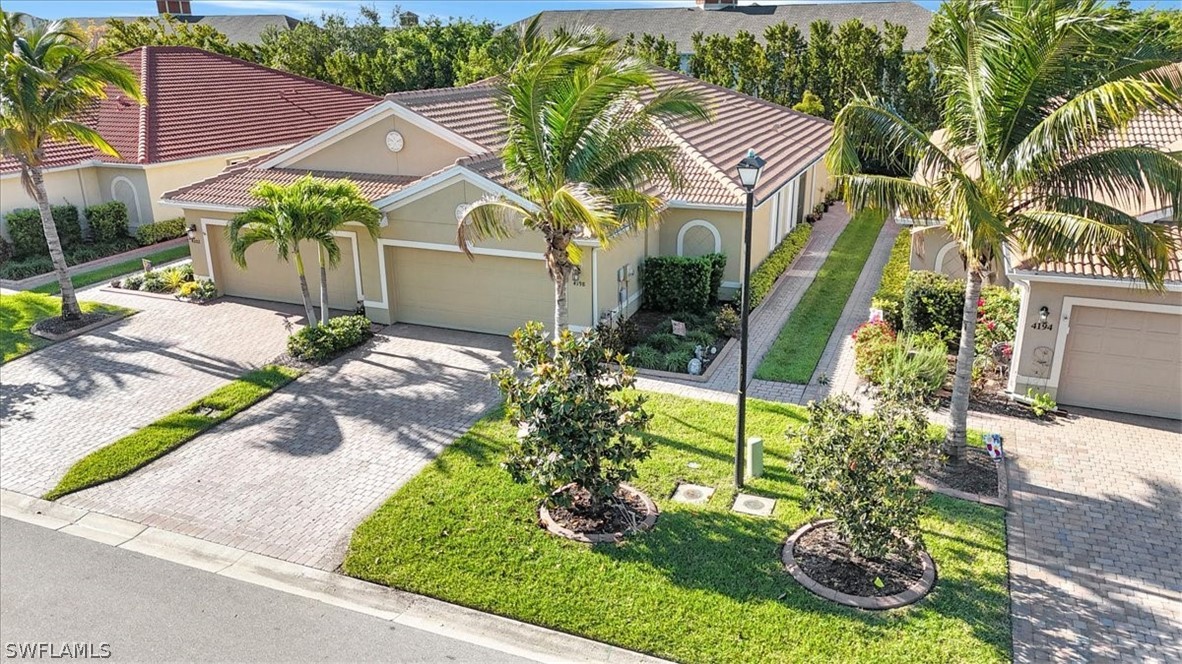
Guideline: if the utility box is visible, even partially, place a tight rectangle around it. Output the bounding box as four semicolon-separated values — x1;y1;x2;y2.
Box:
746;437;763;479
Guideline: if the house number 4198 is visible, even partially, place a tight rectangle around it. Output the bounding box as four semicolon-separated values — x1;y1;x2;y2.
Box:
1030;321;1053;331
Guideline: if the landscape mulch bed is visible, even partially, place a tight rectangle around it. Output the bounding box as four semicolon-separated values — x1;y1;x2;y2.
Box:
33;312;116;336
925;447;999;497
793;522;925;598
935;376;1053;421
547;485;652;535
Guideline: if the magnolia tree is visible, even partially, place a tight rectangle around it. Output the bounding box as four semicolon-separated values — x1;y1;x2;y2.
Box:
791;393;936;559
494;322;652;512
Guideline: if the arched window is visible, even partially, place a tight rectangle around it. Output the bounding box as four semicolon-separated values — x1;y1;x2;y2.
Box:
676;219;722;257
111;176;142;227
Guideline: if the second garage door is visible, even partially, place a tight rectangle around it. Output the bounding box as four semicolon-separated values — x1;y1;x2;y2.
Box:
390;248;553;335
1057;305;1182;419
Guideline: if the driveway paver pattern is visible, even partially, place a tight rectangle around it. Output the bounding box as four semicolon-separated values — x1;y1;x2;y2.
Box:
1;288;301;497
61;325;511;571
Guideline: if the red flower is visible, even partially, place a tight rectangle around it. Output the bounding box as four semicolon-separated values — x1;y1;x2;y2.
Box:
986;321;997;331
977;298;985;307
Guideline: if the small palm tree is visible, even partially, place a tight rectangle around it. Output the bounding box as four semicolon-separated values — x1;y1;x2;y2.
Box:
1;11;141;320
458;19;712;332
229;178;321;325
303;179;381;325
826;0;1182;461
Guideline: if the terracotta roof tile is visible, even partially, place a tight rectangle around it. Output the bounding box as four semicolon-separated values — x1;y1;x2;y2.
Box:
1;46;379;173
163;166;419;210
1016;225;1182;283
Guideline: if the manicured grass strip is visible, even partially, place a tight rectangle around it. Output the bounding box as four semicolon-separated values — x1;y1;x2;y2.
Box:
345;393;1011;664
30;244;191;296
0;292;133;364
755;209;887;383
44;365;301;500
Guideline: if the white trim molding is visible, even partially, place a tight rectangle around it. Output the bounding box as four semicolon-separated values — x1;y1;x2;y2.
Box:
110;176;143;227
676;219;722;256
1046;296;1182;390
374;166;539;215
1006;268;1182;293
160;199;247;213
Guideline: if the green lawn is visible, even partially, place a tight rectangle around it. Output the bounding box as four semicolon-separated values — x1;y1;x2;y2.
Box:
30;244;191;296
45;365;301;500
345;393;1010;664
0;292;133;364
755;209;887;383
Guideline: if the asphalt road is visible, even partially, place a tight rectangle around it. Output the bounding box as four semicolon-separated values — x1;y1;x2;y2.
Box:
0;517;528;663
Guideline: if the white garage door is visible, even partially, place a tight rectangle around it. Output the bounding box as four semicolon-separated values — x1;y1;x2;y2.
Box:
208;230;361;310
1057;305;1182;419
390;248;553;335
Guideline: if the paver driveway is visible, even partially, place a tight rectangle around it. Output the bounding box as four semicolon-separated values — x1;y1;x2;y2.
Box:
62;325;510;570
968;408;1182;663
1;288;301;497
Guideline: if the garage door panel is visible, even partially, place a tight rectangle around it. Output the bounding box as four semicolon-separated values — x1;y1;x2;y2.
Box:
210;231;359;309
1058;305;1181;419
390;248;552;335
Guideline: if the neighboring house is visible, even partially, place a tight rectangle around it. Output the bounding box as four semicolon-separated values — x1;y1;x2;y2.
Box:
28;1;301;46
0;46;378;238
904;105;1182;420
161;68;834;335
520;0;933;69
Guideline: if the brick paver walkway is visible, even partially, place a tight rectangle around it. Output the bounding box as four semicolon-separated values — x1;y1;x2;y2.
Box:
959;409;1182;663
61;325;511;571
1;287;301;497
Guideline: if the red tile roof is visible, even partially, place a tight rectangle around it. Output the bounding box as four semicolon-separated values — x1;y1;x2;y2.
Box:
1;46;379;173
1015;225;1182;283
164;162;419;209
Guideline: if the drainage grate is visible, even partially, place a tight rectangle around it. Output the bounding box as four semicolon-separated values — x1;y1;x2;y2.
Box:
731;492;775;517
671;483;715;505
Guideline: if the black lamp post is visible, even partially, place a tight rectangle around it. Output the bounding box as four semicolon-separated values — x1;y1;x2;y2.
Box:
734;148;765;490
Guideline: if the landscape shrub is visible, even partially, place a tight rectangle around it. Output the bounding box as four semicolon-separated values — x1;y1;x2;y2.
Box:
0;256;54;280
83;201;130;243
877;335;949;400
686;329;715;348
175;279;219;303
6;205;82;258
286;314;373;362
140;271;169;293
628;344;662;370
852;320;896;381
704;253;727;302
159;266;193;291
494;322;651;510
902;270;965;348
791;393;936;559
66;238;139;265
871;231;910;330
0;238;12;264
662;348;694;373
714;305;740;338
750;223;811;308
594;318;639;356
646;331;681;353
136;217;188;246
641;255;712;313
122;273;144;290
975;286;1020;353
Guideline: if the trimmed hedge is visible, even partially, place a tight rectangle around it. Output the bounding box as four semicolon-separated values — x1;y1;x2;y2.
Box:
641;255;712;313
872;230;911;330
902;270;965;348
0;238;140;280
287;314;373;362
5;205;82;258
704;253;726;302
83;201;130;243
749;223;812;308
137;217;187;246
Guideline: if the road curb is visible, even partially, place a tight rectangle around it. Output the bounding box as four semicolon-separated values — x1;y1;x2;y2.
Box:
1;489;670;664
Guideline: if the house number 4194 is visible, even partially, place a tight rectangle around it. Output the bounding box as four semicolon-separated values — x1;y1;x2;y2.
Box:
1030;321;1053;331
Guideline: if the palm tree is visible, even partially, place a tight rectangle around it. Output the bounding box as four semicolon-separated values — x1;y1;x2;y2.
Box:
458;20;712;332
825;0;1182;462
229;178;321;325
1;11;141;321
303;179;381;325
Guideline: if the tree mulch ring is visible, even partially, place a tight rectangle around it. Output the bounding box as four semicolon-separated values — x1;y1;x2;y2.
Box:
30;312;121;340
935;381;1052;421
783;520;936;610
539;483;658;544
924;447;999;498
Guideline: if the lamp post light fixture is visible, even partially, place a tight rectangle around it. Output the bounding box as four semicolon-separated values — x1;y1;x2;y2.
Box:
734;148;765;490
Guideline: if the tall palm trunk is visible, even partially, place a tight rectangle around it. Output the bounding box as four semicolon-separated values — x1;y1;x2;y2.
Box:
292;251;317;327
317;246;330;326
546;235;572;334
28;164;81;320
946;268;983;463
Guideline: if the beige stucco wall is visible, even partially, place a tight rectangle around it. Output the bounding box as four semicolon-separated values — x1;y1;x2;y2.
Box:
1010;278;1182;399
286;115;470;177
1;167;102;239
657;207;746;287
910;225;1009;286
595;229;648;323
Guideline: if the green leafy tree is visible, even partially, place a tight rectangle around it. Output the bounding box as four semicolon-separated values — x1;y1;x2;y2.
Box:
793;89;825;117
831;19;884;115
622;33;680;70
689;31;733;87
731;31;765;97
763;23;807;106
805;20;837;114
98;14;255;59
0;12;142;321
495;322;651;512
826;0;1182;461
458;20;712;332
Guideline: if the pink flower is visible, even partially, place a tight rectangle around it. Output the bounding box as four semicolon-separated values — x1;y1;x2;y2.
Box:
986;321;997;331
977;298;985;307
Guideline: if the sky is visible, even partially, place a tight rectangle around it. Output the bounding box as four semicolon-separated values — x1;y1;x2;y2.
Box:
7;0;1170;26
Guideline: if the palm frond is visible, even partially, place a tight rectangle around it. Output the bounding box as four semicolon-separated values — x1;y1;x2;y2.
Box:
457;197;530;259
